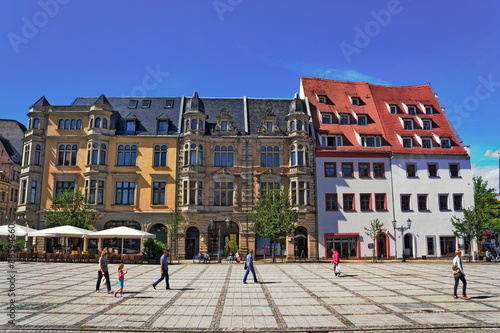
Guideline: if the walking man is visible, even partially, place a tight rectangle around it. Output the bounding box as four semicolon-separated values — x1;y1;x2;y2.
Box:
242;249;258;284
152;250;171;290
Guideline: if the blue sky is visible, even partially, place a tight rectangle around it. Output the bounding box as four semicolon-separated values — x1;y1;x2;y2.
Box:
1;0;499;191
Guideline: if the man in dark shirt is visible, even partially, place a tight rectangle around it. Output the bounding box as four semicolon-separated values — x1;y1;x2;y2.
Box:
152;250;171;290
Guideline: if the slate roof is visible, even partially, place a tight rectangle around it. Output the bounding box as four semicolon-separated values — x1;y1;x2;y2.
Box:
0;136;21;164
71;97;182;135
31;96;50;107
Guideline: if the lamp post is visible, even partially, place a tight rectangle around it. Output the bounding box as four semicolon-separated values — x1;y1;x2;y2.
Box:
392;218;412;262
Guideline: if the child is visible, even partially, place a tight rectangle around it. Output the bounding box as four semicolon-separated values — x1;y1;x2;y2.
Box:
113;263;128;298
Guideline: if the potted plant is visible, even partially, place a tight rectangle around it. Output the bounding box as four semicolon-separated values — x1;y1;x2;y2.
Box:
142;239;168;264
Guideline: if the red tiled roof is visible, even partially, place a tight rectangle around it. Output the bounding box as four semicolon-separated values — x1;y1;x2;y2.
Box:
301;77;468;156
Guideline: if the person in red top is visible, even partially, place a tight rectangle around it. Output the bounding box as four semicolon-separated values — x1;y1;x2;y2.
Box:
331;248;340;276
113;263;128;298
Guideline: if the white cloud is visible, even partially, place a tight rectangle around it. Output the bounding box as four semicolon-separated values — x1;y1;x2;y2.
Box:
484;149;500;158
280;60;391;85
472;165;499;193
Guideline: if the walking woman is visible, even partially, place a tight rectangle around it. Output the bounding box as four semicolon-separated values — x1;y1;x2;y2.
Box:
96;250;112;294
453;250;470;299
331;248;340;276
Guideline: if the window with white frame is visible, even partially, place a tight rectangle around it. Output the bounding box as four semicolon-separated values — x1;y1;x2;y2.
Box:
30;180;37;204
320;135;343;147
425;105;433;115
407;105;417;115
357;115;367;125
389;104;398;114
85;179;104;205
183;143;204;166
87;142;107;165
290;180;310;206
321;113;333;124
290;144;308;166
182;180;203;205
423;119;432;130
317;95;326;104
22;143;30;166
402;137;413;148
403;119;413;130
361;136;382;147
351;97;361;106
339;114;350;125
441;138;451;149
157;119;168;132
422;138;432;149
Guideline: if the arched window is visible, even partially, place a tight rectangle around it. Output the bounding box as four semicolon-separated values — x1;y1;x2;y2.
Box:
88;142;106;165
185;119;190;131
117;144;137;166
297;120;303;131
76;119;82;129
153;144;168;166
58;119;64;129
33;118;40;129
260;146;280;167
70;119;76;130
214;146;234;167
58;144;78;166
290;121;295;131
185;143;203;166
291;144;308;166
102;118;108;129
34;145;41;165
191;119;197;130
89;118;94;129
95;117;101;128
64;119;70;130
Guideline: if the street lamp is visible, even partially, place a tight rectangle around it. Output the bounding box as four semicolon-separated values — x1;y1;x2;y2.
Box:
392;218;412;262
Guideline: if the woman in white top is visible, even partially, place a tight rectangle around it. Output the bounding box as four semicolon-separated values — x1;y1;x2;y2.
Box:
452;250;469;299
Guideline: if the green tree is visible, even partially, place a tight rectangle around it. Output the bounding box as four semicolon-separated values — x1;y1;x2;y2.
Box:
250;188;297;262
44;190;100;229
142;238;168;261
451;176;497;261
363;219;386;263
165;212;183;263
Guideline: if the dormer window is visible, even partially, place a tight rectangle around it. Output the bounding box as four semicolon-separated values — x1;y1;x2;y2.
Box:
422;138;432;149
357;115;367;126
321;135;343;147
407;105;417;115
164;99;174;108
403;137;413;148
317;95;326;104
141;100;151;108
339;114;350;125
157;120;168;132
423;119;432;130
351;97;361;106
389;104;398;114
441;138;451;149
125;120;135;133
128;100;138;108
321;113;332;124
266;122;273;132
361;136;382;147
403;119;413;130
221;121;227;131
425;105;433;115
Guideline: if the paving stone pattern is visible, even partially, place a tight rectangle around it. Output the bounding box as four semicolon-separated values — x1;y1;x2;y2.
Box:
1;261;500;331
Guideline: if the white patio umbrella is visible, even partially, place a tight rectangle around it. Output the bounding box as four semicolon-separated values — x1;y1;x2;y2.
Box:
88;226;156;258
28;225;94;252
0;224;37;237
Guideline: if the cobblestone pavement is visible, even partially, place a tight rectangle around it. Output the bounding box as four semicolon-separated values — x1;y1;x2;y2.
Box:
1;261;500;332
